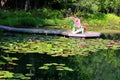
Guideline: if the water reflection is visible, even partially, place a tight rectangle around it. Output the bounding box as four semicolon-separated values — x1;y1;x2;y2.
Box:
1;32;120;80
5;49;119;80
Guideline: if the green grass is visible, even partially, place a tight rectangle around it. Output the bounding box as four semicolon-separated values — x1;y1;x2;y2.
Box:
84;13;120;31
0;10;120;31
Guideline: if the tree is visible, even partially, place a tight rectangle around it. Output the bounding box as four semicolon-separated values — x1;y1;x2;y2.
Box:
25;0;31;11
0;0;7;9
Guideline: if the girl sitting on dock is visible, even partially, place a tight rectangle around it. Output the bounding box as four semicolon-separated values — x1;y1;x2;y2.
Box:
71;16;86;34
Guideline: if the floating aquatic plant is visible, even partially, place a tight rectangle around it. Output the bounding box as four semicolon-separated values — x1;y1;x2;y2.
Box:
0;71;14;78
39;63;73;71
0;33;120;57
0;33;120;80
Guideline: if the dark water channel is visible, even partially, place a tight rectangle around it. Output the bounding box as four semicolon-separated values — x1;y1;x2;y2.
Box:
9;49;120;80
0;32;120;80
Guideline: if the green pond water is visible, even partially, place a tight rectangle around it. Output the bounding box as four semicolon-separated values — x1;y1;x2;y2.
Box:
0;32;120;80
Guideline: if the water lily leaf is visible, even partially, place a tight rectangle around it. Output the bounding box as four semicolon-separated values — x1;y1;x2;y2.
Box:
63;67;74;71
44;63;52;66
25;73;34;77
47;44;52;48
13;73;26;79
39;66;49;70
1;56;12;62
11;57;19;61
56;69;64;71
26;64;32;67
0;62;6;65
51;55;58;57
0;71;14;78
8;62;18;65
59;64;65;66
21;77;31;80
26;67;30;69
68;54;76;56
61;54;68;57
52;63;58;65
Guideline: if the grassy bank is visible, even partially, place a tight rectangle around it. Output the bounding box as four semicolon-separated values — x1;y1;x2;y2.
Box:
0;9;120;32
84;13;120;32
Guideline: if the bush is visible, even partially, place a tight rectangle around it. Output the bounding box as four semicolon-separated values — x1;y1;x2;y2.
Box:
2;18;19;27
2;17;37;28
0;10;13;19
31;8;65;19
14;10;32;17
17;17;37;27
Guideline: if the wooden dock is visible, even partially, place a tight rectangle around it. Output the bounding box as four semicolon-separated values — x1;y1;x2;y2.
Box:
66;31;101;38
0;25;101;38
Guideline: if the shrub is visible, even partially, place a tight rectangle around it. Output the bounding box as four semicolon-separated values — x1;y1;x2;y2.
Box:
31;8;65;19
0;10;13;19
3;17;37;27
14;10;32;17
3;18;19;27
44;19;55;25
17;17;37;27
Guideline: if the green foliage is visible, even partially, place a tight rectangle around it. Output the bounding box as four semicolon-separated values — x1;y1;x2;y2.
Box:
0;71;30;79
17;17;37;27
39;63;73;71
0;61;6;65
0;33;120;57
83;13;120;31
0;9;120;31
2;17;37;28
106;14;120;23
0;0;120;16
0;71;14;78
79;0;100;13
71;0;120;15
0;9;70;28
0;32;120;79
32;8;65;19
0;30;3;35
0;10;13;19
3;18;19;27
14;10;32;17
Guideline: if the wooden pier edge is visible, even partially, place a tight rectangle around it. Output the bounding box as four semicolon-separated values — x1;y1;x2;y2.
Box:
0;25;101;38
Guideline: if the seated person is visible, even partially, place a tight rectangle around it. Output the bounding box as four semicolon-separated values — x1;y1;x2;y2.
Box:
71;17;85;34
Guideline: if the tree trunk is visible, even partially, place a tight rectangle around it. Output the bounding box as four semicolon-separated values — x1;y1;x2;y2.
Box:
25;0;30;11
0;0;7;9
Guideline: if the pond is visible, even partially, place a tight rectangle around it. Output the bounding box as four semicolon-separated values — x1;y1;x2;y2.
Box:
0;32;120;80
